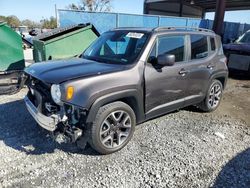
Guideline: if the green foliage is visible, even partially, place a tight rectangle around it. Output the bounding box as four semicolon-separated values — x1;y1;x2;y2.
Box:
0;15;41;28
0;15;6;22
21;19;41;29
41;16;57;29
6;15;21;27
0;15;21;27
67;0;113;12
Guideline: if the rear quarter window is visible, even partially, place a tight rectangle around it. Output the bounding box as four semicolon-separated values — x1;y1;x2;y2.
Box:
210;37;216;51
191;35;209;59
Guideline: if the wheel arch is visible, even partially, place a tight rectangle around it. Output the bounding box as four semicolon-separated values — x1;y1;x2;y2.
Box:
86;89;145;124
215;76;226;89
209;71;228;90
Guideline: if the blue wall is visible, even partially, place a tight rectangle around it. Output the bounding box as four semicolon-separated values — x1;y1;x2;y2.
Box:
200;19;250;43
58;10;200;34
58;10;250;44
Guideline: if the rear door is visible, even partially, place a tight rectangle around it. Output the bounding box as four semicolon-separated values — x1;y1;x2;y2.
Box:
183;34;215;106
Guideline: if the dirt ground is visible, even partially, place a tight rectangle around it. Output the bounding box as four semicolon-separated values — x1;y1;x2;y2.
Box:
217;76;250;125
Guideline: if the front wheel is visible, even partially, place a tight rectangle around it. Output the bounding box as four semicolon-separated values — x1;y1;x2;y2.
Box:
89;101;136;154
198;79;223;112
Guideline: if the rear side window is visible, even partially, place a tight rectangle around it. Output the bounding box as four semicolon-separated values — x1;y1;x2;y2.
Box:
158;35;185;62
191;35;208;59
210;37;216;51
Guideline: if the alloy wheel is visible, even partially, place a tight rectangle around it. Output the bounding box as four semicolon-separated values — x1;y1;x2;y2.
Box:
99;110;132;149
208;83;222;109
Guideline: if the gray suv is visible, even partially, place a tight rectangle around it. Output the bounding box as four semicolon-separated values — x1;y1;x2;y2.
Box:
24;27;228;154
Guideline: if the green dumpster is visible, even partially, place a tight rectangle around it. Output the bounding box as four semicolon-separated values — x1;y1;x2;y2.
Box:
0;22;25;94
33;23;99;62
0;22;25;71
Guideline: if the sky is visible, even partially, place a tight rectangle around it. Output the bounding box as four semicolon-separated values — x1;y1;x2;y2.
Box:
0;0;145;22
1;0;250;24
206;10;250;24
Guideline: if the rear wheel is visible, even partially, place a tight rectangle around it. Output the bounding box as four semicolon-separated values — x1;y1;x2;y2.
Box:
89;101;136;154
198;79;223;112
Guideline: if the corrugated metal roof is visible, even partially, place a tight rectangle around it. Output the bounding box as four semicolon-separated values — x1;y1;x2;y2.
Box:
145;0;250;12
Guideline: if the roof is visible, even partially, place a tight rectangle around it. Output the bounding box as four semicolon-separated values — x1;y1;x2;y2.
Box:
113;27;215;35
112;27;154;32
187;0;250;11
144;0;250;18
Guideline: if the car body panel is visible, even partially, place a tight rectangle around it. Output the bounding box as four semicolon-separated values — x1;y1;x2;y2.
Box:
24;58;126;84
223;30;250;73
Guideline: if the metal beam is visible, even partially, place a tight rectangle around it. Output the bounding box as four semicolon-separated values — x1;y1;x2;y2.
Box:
144;0;250;15
213;0;226;35
179;0;183;17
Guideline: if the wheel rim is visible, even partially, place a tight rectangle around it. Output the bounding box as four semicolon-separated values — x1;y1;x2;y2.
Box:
99;110;132;149
208;83;222;109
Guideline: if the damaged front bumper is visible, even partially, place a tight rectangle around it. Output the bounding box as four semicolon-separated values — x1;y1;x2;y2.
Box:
24;96;60;131
24;96;87;147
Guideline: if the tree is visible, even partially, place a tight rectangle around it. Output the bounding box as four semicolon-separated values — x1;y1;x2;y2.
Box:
41;16;57;29
5;15;21;27
0;15;41;29
67;0;112;12
0;15;6;22
22;19;41;29
68;3;79;10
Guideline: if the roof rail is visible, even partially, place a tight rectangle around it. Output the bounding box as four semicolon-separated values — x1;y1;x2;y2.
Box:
153;26;214;33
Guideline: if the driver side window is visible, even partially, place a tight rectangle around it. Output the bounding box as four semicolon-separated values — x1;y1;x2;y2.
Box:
158;35;185;62
148;35;185;64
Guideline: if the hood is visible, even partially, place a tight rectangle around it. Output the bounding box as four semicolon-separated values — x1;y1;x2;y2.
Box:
223;43;250;53
25;58;125;84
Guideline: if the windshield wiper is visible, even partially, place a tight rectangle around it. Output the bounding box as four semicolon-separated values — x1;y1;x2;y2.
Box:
83;56;110;64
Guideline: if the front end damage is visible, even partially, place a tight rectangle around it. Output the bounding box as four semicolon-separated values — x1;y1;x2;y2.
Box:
24;76;88;148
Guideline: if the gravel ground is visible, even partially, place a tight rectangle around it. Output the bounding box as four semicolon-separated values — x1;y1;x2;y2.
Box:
0;78;249;188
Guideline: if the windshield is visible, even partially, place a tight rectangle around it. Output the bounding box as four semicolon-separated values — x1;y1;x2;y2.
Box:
83;30;149;64
236;31;250;43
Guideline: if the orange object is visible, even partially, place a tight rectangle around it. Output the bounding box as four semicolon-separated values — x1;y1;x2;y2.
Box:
66;86;74;100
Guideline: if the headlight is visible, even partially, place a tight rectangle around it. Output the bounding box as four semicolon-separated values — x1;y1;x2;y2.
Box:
51;84;62;105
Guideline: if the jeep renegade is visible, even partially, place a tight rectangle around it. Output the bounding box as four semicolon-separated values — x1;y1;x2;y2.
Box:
24;27;228;154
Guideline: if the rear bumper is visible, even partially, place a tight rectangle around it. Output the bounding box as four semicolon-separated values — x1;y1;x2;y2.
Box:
24;96;59;131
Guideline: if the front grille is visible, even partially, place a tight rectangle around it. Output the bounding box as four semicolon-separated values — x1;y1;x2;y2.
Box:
26;76;59;115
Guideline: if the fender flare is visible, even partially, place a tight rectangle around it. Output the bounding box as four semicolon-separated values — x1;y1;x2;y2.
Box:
208;70;228;91
86;89;145;123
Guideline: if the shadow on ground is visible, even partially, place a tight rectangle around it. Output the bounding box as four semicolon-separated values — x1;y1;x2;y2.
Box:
0;99;98;156
213;148;250;188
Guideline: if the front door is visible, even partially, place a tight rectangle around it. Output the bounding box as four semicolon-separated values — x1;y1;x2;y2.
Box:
145;34;189;119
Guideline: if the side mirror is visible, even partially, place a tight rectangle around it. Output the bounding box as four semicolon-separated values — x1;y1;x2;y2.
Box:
157;54;175;66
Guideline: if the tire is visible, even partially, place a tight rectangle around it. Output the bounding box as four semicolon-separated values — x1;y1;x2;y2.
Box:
198;79;223;112
88;101;136;155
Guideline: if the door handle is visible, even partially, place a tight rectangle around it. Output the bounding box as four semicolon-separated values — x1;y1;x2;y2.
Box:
179;69;189;76
207;64;215;69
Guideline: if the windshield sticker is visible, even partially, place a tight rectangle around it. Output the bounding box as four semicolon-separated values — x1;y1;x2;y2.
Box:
126;32;144;39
